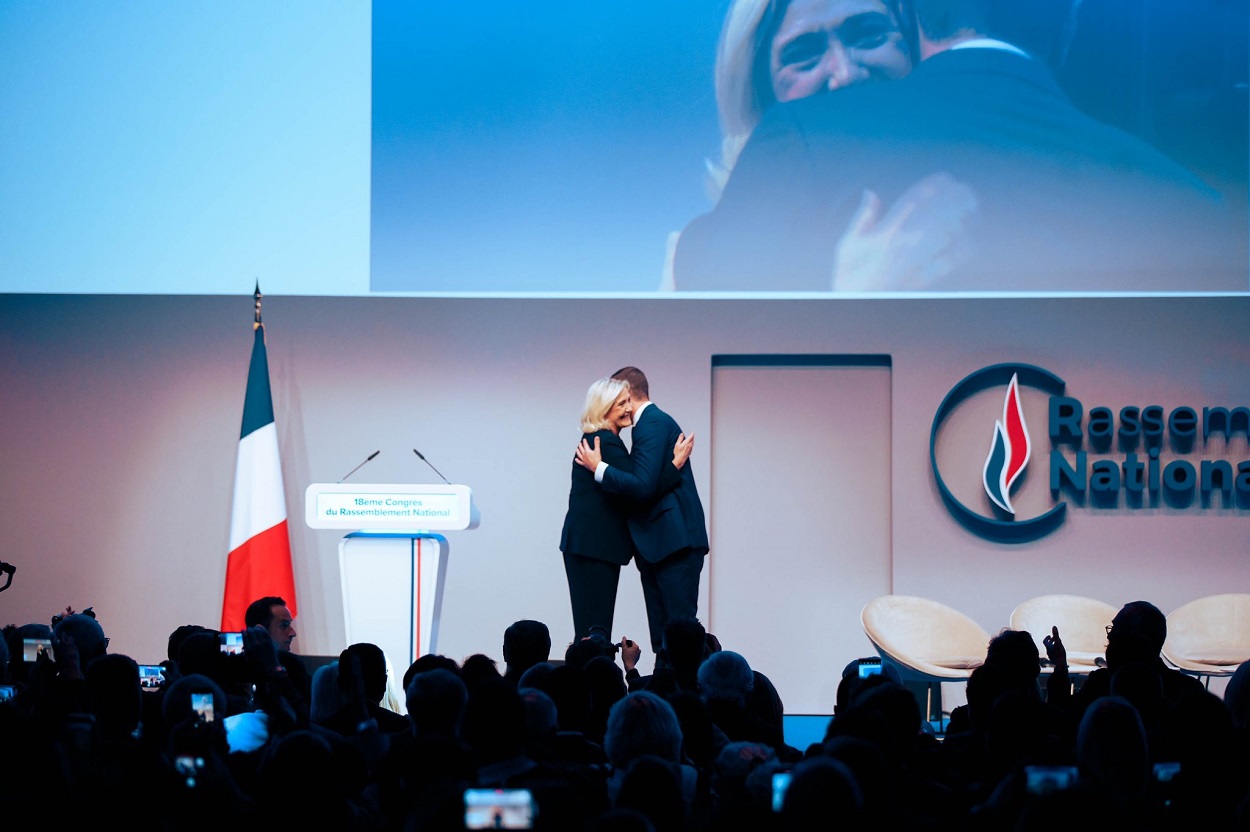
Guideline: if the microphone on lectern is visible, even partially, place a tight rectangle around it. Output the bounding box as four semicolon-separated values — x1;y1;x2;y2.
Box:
339;450;381;483
413;448;452;485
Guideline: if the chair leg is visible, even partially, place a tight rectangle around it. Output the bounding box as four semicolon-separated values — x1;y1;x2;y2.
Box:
927;682;943;724
900;679;944;725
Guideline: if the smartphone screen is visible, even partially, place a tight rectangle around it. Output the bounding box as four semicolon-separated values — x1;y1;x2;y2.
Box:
139;664;165;689
191;691;215;724
464;788;535;829
771;771;792;812
23;637;54;663
857;660;883;679
1153;761;1181;783
0;685;15;702
1025;765;1078;795
219;631;244;655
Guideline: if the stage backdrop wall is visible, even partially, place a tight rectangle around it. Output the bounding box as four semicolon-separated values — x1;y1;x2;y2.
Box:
2;294;1247;714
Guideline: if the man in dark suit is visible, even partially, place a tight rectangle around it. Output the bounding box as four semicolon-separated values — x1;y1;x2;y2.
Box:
1069;600;1206;721
245;595;312;700
675;0;1246;293
575;367;709;663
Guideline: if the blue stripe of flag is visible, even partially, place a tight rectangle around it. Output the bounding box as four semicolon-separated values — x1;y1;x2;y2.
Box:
240;325;275;440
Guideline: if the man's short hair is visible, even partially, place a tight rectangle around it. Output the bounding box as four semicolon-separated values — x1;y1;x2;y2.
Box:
517;686;559;738
53;614;109;664
985;628;1042;682
611;366;649;400
909;0;989;41
909;0;1075;63
403;653;461;691
503;619;551;667
604;691;683;769
339;642;388;703
1110;601;1168;654
663;616;707;672
406;667;469;734
698;650;755;702
244;596;287;629
167;623;215;664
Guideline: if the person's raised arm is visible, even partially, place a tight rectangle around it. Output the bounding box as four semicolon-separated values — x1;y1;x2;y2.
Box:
1043;626;1071;707
620;637;646;691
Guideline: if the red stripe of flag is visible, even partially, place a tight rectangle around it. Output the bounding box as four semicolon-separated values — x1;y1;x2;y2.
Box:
222;520;296;631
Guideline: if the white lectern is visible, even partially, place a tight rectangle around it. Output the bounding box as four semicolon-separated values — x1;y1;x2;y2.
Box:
305;483;480;669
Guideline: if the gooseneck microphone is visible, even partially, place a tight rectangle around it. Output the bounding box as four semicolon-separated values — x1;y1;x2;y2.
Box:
413;448;451;485
339;450;381;483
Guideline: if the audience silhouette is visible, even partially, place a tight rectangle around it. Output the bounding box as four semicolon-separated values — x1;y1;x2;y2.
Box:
2;598;1247;830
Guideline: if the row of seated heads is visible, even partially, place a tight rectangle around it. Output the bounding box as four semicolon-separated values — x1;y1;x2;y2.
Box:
3;603;1250;829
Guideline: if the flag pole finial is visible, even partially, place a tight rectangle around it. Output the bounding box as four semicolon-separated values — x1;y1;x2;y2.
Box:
253;282;263;330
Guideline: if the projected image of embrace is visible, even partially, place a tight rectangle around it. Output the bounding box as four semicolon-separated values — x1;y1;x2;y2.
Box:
371;1;1248;295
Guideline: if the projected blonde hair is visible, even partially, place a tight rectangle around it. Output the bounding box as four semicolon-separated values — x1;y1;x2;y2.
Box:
708;0;779;199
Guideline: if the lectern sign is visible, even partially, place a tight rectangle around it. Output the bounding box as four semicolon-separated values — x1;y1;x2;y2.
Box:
304;483;479;531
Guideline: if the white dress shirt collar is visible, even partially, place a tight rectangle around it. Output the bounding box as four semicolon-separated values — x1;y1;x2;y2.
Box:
950;38;1030;59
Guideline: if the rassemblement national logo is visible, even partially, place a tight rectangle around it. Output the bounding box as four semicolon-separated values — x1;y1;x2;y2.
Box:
930;363;1250;543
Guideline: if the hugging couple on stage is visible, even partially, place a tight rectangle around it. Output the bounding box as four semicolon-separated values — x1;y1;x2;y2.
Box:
559;367;709;668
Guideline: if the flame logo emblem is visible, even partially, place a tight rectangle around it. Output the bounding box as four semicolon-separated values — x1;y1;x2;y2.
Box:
930;363;1066;542
982;373;1031;514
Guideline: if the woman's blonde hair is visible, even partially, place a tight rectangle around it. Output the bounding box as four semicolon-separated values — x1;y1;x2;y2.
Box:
581;377;630;434
708;0;785;200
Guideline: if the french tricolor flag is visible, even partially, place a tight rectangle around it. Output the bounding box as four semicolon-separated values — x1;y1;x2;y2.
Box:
221;298;297;631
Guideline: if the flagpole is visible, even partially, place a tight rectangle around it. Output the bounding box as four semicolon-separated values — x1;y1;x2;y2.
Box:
222;282;296;630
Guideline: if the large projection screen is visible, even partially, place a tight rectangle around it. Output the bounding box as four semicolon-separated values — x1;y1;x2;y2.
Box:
370;1;1248;296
